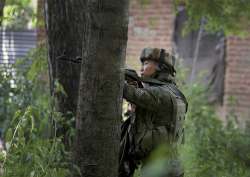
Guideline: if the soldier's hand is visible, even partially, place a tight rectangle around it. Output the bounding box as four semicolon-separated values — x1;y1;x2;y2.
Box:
127;81;139;87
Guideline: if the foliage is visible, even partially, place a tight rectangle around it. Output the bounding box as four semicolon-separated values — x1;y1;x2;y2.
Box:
0;47;77;177
0;47;49;131
136;0;250;35
174;0;250;36
138;0;151;7
2;107;72;177
181;83;250;177
3;0;35;29
0;67;16;130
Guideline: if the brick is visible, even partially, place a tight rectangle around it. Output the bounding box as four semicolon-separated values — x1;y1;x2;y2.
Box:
224;33;250;123
127;0;173;58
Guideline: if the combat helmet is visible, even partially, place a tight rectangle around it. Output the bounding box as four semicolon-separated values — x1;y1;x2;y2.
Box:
140;48;176;76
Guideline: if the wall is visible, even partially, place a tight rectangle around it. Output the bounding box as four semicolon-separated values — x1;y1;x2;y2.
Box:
126;0;175;70
224;36;250;125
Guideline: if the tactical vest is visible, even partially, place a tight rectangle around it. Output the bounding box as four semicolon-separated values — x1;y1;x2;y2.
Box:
121;81;188;160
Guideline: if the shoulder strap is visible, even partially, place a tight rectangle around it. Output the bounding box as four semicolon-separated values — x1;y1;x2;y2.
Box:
166;84;188;113
141;77;188;112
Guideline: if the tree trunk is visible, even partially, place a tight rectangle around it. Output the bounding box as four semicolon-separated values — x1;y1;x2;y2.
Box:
44;1;83;143
75;0;129;177
190;17;205;83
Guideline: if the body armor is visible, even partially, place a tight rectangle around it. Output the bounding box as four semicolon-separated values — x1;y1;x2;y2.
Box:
120;75;188;177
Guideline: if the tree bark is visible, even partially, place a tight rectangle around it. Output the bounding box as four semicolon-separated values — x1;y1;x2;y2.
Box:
44;0;83;142
75;0;129;177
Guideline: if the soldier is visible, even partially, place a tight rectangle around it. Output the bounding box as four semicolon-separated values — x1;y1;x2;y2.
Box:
119;48;188;177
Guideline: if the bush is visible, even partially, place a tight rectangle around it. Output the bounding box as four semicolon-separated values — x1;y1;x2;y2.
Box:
181;83;250;177
0;47;77;177
3;107;72;177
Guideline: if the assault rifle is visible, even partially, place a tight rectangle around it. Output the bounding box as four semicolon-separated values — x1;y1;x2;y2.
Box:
125;68;143;88
57;54;142;87
120;68;142;177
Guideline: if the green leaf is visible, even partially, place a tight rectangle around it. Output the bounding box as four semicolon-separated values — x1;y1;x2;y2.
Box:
5;128;13;142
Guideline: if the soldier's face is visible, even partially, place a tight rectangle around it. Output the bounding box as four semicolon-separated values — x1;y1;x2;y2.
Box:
140;60;158;77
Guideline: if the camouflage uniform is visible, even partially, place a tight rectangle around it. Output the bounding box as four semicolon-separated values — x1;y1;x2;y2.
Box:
119;48;188;177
